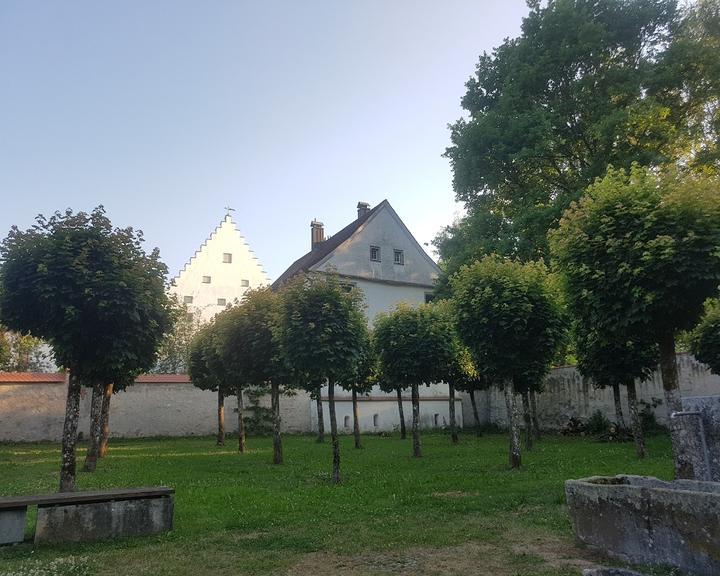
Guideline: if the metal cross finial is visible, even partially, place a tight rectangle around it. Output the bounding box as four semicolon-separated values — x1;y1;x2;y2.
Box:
224;205;235;216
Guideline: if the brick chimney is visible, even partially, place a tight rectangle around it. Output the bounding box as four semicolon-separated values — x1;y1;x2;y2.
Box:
310;219;325;249
357;202;370;219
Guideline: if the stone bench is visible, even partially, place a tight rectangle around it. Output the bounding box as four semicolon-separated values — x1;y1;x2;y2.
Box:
0;487;174;545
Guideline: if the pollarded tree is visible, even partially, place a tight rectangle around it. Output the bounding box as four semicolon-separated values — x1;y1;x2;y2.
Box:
452;256;565;469
338;326;375;450
214;288;285;457
374;303;459;457
0;207;173;491
378;375;407;440
573;322;658;459
550;166;720;451
279;273;366;483
690;299;720;376
188;322;233;447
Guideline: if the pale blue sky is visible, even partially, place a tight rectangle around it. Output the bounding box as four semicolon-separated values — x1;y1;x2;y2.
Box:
0;1;528;280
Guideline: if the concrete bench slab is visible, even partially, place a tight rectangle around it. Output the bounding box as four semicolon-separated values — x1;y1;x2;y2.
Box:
0;487;174;546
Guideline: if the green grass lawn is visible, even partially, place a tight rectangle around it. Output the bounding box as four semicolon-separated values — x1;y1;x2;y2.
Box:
0;432;674;576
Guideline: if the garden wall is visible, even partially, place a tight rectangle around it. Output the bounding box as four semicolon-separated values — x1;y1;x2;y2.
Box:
463;353;720;430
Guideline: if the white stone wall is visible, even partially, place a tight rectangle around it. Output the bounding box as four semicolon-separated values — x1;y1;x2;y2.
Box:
462;353;720;429
169;215;270;322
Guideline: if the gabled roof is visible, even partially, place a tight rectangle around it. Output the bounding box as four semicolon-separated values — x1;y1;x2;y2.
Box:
272;200;386;288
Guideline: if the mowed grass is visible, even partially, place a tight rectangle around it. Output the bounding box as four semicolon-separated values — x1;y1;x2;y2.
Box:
0;432;673;576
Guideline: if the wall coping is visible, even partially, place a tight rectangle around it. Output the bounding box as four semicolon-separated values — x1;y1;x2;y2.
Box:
0;373;191;385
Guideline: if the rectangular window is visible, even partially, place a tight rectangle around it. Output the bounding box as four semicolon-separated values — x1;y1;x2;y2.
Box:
393;249;404;265
217;298;227;306
222;253;232;263
340;282;356;293
202;275;211;284
370;245;381;262
183;295;193;304
424;293;434;304
241;279;249;287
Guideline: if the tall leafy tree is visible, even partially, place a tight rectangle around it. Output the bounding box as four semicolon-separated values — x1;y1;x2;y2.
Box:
374;303;458;457
338;327;375;450
0;207;172;491
214;288;285;456
188;323;233;447
550;165;720;453
573;323;658;458
153;301;204;374
690;299;720;375
279;273;366;483
439;0;720;270
452;257;564;468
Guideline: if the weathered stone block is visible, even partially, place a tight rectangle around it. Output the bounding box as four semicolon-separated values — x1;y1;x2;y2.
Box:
681;396;720;481
0;508;26;545
566;475;720;576
35;495;173;544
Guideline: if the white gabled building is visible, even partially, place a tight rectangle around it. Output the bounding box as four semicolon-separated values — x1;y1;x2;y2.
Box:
274;200;463;433
170;212;270;322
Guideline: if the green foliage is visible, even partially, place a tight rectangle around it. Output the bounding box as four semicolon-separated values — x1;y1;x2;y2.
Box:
690;299;720;374
585;410;611;436
244;386;275;435
188;323;227;394
438;0;720;271
550;165;720;342
0;207;173;384
0;331;9;369
451;256;565;388
573;321;658;389
153;301;204;374
279;273;367;385
0;331;54;372
214;288;284;390
373;301;459;388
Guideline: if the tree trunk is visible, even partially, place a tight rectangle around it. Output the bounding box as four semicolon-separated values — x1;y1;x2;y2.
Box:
216;389;225;446
626;380;646;459
449;383;459;444
521;389;533;451
658;331;683;415
529;389;541;441
60;373;82;492
470;389;482;437
396;387;407;439
271;381;283;464
83;382;104;472
352;388;361;449
99;383;113;458
315;386;325;443
612;382;626;429
328;381;341;483
503;383;521;469
411;382;422;457
237;386;246;454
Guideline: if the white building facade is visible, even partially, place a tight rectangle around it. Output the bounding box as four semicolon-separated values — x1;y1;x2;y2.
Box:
170;213;270;323
275;200;462;433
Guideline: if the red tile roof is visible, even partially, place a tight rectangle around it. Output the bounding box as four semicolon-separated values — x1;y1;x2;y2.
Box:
0;373;190;384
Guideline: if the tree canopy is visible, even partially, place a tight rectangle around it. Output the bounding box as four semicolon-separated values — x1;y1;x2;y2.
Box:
437;0;720;272
690;300;720;375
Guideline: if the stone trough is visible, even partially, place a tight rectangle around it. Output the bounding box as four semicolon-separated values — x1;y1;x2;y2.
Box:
565;475;720;576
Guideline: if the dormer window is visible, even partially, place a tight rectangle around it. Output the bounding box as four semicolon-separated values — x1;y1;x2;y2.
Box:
393;249;404;265
370;246;381;262
222;253;232;263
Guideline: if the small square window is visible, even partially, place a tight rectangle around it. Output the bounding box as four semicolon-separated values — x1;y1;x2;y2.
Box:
340;282;356;293
184;295;193;304
424;293;434;304
217;298;227;306
393;249;404;265
370;246;381;262
241;279;249;287
222;253;232;263
202;275;211;284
